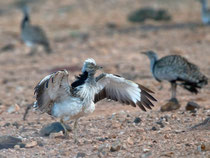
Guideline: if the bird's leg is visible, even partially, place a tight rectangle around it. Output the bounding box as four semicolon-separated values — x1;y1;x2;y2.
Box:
171;82;177;99
73;119;79;144
60;118;69;138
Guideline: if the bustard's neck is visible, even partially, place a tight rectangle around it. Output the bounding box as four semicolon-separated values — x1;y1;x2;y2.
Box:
21;13;30;29
148;55;158;77
201;0;208;12
86;71;96;84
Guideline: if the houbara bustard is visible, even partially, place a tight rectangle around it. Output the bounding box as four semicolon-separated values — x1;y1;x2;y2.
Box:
199;0;210;24
33;58;156;143
142;51;208;101
21;6;51;55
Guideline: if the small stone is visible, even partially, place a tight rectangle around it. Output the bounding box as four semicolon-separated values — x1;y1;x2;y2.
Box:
7;104;20;113
140;152;152;158
49;131;64;139
14;145;20;149
186;101;200;111
110;140;121;152
134;117;142;124
98;143;110;157
156;121;164;128
160;98;180;112
97;137;108;142
198;143;210;152
127;137;134;145
3;123;10;127
151;126;157;131
25;141;37;148
76;152;86;158
12;122;20;129
164;134;170;139
143;148;150;153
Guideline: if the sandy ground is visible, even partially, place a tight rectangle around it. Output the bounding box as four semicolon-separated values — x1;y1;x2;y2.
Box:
0;0;209;157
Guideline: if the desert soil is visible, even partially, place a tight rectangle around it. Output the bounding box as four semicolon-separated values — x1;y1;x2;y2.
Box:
0;0;209;157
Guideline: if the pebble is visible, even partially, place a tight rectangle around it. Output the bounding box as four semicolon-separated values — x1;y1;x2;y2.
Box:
110;140;121;152
49;131;64;139
185;101;200;111
127;137;134;145
198;143;210;152
143;148;150;153
151;126;158;131
25;141;37;148
7;104;20;113
76;152;86;158
134;117;141;124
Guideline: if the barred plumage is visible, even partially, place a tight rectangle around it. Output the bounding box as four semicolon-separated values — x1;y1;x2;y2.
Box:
21;6;52;55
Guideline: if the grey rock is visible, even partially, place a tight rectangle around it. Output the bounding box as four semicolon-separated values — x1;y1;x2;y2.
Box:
76;152;86;158
134;117;142;124
110;140;121;152
40;122;72;136
186;101;200;111
0;136;25;150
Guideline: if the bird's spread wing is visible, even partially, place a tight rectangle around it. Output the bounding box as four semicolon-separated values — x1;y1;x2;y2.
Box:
34;70;70;113
94;73;156;111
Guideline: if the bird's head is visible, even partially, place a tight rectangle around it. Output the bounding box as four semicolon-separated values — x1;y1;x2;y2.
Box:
82;58;103;73
141;50;158;61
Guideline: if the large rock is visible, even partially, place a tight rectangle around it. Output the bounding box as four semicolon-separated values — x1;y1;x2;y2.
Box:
0;136;25;150
40;122;72;136
161;98;180;112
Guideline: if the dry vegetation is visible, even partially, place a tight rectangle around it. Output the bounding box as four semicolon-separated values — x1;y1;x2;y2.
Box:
0;0;209;157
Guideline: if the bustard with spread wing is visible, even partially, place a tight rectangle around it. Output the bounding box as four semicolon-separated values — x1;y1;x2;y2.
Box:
21;6;51;55
34;59;156;142
143;51;208;101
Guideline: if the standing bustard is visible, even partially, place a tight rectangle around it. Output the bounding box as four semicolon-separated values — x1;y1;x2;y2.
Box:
34;58;156;142
199;0;210;24
21;6;51;55
142;51;208;101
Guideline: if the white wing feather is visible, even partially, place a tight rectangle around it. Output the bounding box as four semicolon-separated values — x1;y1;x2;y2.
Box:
95;74;156;111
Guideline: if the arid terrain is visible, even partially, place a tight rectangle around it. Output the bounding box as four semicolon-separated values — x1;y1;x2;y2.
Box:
0;0;209;157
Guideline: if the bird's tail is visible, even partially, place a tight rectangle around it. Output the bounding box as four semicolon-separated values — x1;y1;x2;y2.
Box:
181;75;208;94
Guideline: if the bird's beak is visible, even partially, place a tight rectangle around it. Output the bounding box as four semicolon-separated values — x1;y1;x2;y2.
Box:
141;52;147;55
96;65;103;70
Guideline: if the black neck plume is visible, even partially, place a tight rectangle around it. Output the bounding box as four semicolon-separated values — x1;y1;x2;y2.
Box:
71;71;88;88
21;13;30;29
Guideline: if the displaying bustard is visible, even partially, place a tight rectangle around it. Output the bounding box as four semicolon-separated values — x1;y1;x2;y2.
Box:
199;0;210;24
142;51;208;101
21;6;51;55
34;58;156;142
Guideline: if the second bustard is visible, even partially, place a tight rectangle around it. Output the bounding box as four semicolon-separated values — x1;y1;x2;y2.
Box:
199;0;210;24
34;58;156;142
143;51;208;101
21;6;51;55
